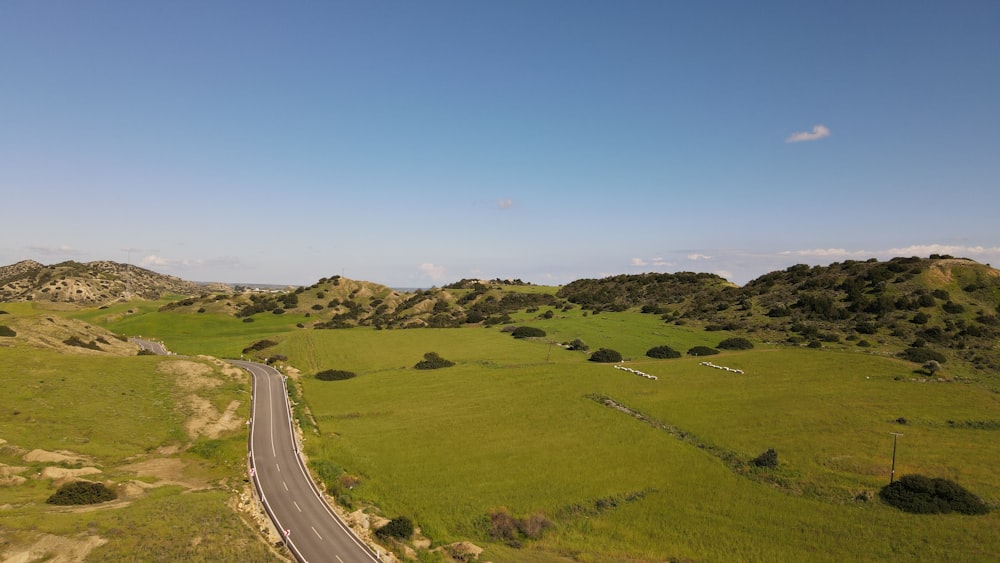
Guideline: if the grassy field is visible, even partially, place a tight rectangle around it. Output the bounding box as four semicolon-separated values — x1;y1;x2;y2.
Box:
19;296;999;560
0;340;279;561
275;321;999;561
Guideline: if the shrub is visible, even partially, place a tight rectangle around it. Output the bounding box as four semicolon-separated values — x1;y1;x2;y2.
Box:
375;516;414;540
717;337;754;350
646;345;681;359
566;338;589;351
485;507;552;545
588;348;622;363
414;352;455;370
942;301;965;314
511;326;547;339
316;369;357;381
752;448;778;468
242;339;277;353
687;346;719;356
879;475;989;515
47;481;116;505
0;325;16;337
900;347;946;364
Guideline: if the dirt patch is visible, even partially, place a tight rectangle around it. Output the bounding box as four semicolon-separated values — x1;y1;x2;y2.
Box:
184;395;243;440
39;466;102;484
0;463;28;487
157;359;220;391
121;457;210;490
23;449;91;465
0;532;106;563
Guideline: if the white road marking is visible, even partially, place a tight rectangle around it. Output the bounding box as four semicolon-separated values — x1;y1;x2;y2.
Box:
283;481;289;491
294;500;302;512
312;526;323;540
336;556;344;563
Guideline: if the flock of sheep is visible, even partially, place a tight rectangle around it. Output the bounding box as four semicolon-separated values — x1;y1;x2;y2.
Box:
612;364;658;380
699;361;745;374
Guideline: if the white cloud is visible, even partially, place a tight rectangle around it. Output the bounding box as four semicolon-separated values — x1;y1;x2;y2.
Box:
631;258;647;266
498;199;514;210
632;257;674;268
418;262;447;282
785;124;831;143
140;255;172;267
687;253;712;261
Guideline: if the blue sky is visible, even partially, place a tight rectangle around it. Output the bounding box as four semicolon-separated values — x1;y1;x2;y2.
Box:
2;1;998;287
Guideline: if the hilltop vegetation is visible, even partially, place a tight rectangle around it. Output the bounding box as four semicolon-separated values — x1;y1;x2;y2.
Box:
0;259;224;305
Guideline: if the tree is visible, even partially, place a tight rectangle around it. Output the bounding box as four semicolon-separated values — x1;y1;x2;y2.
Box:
511;326;547;338
414;352;455;370
567;338;589;351
687;346;719;356
879;475;989;515
752;448;778;468
589;348;622;363
717;337;754;350
316;369;357;381
923;360;942;376
646;345;681;359
376;516;415;540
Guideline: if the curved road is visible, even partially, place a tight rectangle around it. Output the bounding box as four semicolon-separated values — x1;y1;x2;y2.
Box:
232;360;380;563
131;339;379;562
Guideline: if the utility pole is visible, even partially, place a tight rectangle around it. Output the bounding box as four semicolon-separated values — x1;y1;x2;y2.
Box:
889;432;903;484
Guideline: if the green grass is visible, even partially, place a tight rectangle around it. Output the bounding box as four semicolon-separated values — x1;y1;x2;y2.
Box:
73;299;302;358
280;323;999;561
0;344;275;561
17;298;999;560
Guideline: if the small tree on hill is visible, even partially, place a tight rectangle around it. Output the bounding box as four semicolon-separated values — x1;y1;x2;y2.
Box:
879;475;989;515
589;348;622;363
752;448;778;468
566;338;589;351
316;369;357;381
376;516;415;540
646;345;681;359
414;352;455;370
717;337;754;350
47;481;116;505
511;326;547;339
687;346;719;356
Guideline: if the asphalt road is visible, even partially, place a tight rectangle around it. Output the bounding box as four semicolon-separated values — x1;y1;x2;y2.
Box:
129;338;380;562
231;360;381;563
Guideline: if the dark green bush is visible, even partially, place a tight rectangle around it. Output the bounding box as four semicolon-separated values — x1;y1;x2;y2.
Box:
47;481;116;505
942;301;965;314
879;474;989;515
717;337;754;350
752;448;778;468
414;352;455;370
242;339;277;353
511;326;547;338
0;325;16;337
900;347;946;364
375;516;414;540
589;348;622;363
687;346;719;356
646;345;681;359
316;369;357;381
566;338;589;351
